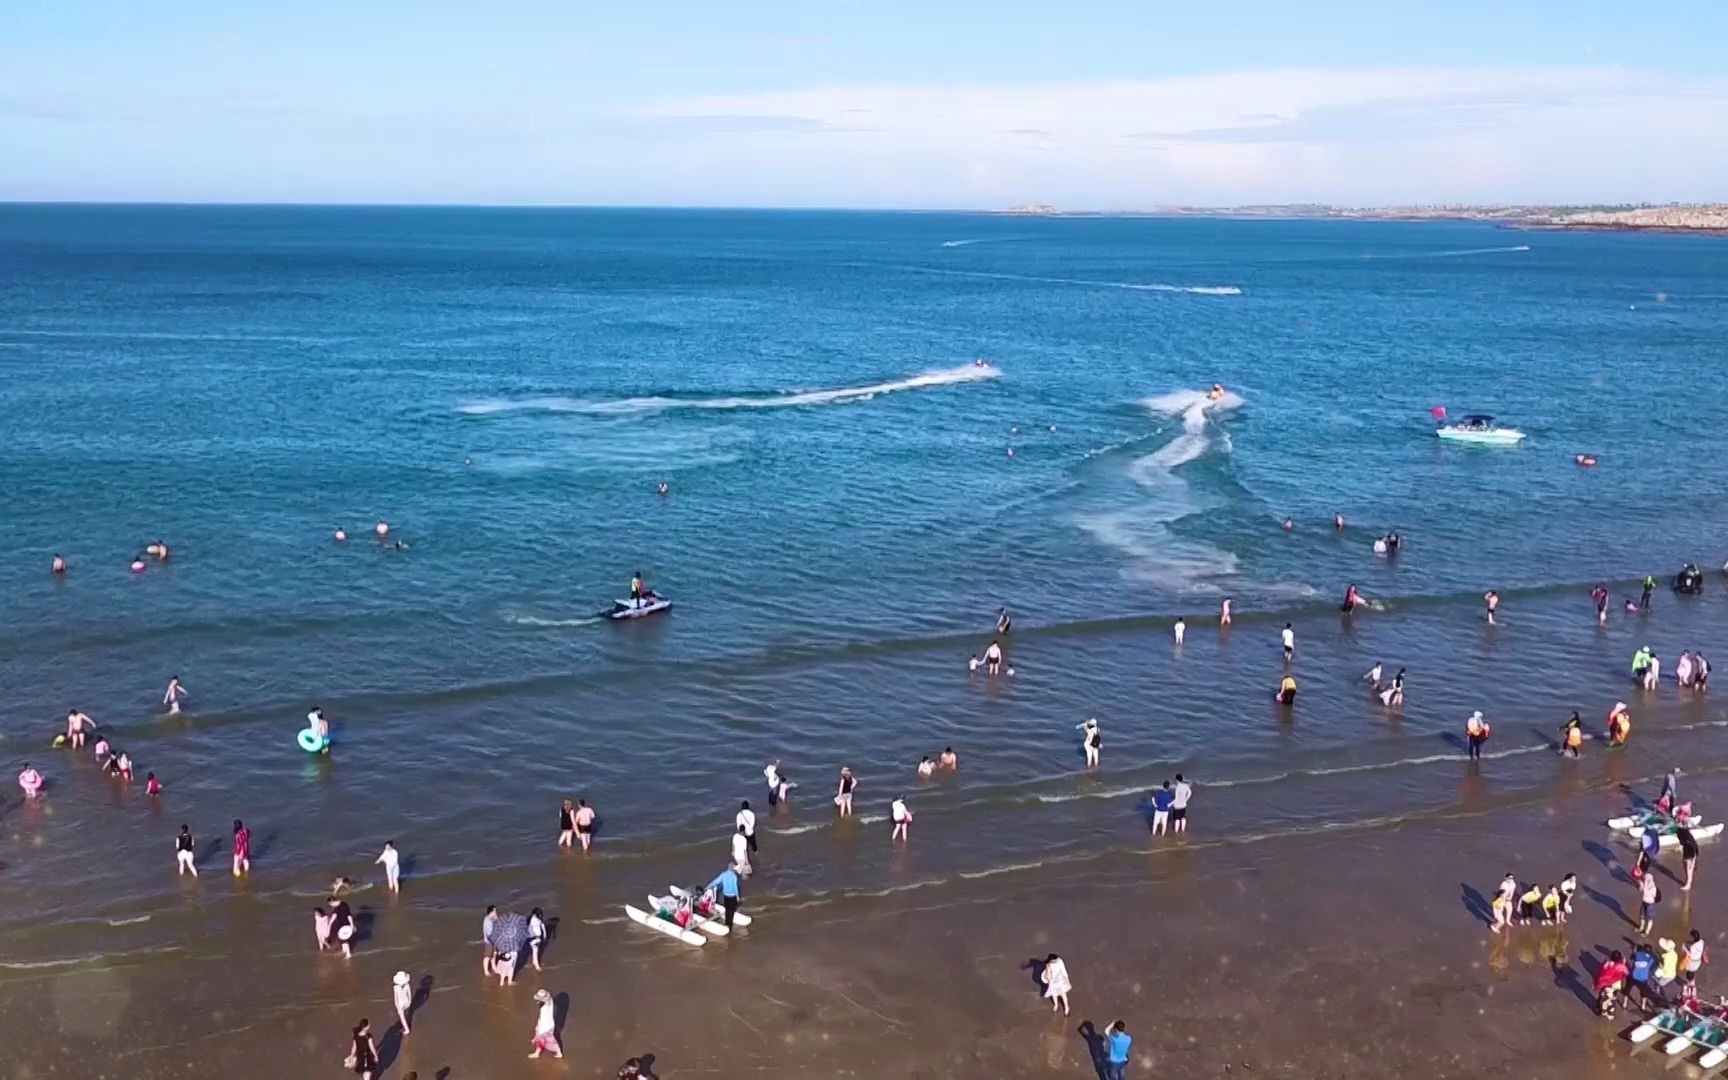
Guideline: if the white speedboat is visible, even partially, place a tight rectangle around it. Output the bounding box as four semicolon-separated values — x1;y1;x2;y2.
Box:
1436;415;1526;445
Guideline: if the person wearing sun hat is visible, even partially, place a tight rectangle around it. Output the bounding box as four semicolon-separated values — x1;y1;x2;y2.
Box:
529;989;562;1059
392;971;414;1035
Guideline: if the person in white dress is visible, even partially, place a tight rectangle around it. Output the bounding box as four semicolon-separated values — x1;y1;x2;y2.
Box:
1041;953;1072;1015
731;824;752;876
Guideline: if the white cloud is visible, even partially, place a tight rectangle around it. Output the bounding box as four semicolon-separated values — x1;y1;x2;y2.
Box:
627;67;1728;206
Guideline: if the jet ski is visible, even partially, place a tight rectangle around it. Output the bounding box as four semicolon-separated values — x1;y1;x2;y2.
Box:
605;594;672;619
1674;564;1705;595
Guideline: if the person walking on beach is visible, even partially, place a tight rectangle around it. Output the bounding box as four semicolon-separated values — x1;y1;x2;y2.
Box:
1281;623;1295;662
1150;781;1175;836
1172;774;1192;833
175;824;197;876
162;676;188;715
707;864;742;929
558;798;576;849
345;1018;379;1078
1465;711;1490;760
392;970;414;1035
376;840;401;893
1077;718;1102;768
1638;869;1660;934
737;800;758;855
231;819;250;876
835;767;855;816
1484;590;1500;624
1105;1020;1132;1080
1219;596;1232;627
1040;953;1071;1016
891;795;913;842
1173;617;1185;646
731;823;752;876
573;798;596;852
529;988;562;1058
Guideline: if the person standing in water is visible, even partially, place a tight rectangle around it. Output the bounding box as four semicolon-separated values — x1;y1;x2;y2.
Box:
573;798;596;852
374;521;389;541
1484;590;1500;624
1592;585;1609;624
1333;512;1345;530
347;1018;379;1078
1076;718;1101;768
1465;711;1490;760
835;766;856;816
51;553;67;575
983;639;1005;675
939;747;958;770
996;607;1012;635
890;795;912;841
1275;674;1298;706
1680;826;1700;891
706;864;742;928
1172;774;1192;833
1281;623;1295;662
66;709;95;749
1642;575;1657;610
1219;597;1232;627
162;676;188;715
1150;781;1174;836
528;989;562;1059
1040;953;1072;1015
1173;617;1185;646
736;800;757;855
731;823;752;876
231;819;251;876
1560;712;1584;758
376;840;401;893
557;798;576;850
176;824;198;876
916;755;935;778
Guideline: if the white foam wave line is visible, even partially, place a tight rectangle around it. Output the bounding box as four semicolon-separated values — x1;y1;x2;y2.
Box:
906;265;1241;295
105;915;152;926
959;860;1049;880
504;614;602;628
458;364;1000;417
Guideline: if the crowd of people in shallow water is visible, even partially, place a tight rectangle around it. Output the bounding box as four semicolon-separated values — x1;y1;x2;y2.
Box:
15;509;1728;1073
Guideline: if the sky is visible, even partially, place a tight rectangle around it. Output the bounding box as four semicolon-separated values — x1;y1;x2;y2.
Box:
2;1;1726;208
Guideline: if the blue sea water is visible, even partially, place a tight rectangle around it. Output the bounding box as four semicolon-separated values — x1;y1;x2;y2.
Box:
2;205;1727;949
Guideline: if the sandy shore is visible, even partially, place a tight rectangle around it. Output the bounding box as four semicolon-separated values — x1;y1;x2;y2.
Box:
6;770;1725;1079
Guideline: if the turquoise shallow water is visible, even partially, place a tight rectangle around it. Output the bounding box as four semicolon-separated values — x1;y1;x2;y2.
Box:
2;206;1727;948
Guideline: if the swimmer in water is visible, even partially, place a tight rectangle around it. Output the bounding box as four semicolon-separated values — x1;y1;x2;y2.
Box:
51;553;66;574
92;736;110;759
1281;518;1294;532
391;540;408;551
1207;383;1225;401
917;755;935;778
130;557;146;573
146;771;162;795
1341;584;1362;613
1380;668;1406;708
18;763;43;798
152;541;170;561
1365;662;1383;688
656;481;669;496
1006;447;1015;459
1334;512;1345;530
996;607;1012;635
163;676;187;715
983;640;1005;675
375;521;389;540
1220;596;1232;627
333;527;347;541
939;747;958;770
307;708;329;743
66;709;95;749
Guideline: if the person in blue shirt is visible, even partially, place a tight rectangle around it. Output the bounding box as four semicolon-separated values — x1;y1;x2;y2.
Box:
1150;783;1175;836
706;866;742;928
1105;1020;1131;1080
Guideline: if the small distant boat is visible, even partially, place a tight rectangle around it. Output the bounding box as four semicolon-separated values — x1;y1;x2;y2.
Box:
1435;414;1526;445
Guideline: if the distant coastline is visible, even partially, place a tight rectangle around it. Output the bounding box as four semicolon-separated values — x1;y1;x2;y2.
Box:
998;201;1728;235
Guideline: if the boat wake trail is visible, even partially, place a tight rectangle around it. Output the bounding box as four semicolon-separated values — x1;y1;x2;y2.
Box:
1365;245;1531;260
459;364;1000;418
904;265;1241;295
939;237;1023;249
1075;390;1244;591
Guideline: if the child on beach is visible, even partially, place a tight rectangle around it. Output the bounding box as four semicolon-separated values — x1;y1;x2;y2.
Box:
314;907;332;951
1040;953;1072;1015
528;908;548;971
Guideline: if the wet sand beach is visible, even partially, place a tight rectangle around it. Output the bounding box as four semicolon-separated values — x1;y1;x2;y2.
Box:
6;770;1727;1079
